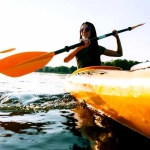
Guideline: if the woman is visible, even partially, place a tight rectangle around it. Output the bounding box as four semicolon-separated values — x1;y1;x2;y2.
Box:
64;21;123;69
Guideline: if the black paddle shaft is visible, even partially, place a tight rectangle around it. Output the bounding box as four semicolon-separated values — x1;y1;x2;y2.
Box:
55;27;132;55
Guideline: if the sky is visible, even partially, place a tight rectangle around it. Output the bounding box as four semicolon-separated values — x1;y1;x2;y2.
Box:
0;0;149;67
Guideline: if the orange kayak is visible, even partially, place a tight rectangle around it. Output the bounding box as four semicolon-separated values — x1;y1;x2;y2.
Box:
65;62;150;139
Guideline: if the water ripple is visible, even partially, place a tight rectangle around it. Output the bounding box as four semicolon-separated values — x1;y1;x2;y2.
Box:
0;91;77;113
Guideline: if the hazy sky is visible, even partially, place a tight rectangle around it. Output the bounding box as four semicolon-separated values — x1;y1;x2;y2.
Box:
0;0;149;67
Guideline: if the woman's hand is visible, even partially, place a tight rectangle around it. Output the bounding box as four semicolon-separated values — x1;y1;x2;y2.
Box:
112;30;119;38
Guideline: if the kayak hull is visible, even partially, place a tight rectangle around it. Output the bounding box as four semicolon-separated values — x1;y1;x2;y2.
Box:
65;64;150;138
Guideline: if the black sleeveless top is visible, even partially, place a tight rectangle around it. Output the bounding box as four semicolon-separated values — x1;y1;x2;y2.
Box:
75;45;105;68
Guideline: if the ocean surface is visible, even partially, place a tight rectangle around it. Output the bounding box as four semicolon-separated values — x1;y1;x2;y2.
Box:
0;72;149;150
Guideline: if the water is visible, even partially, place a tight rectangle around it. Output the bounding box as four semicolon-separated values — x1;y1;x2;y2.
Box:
0;72;149;150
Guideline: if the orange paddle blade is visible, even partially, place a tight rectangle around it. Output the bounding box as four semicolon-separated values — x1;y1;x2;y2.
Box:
0;48;16;53
1;52;55;77
0;51;47;71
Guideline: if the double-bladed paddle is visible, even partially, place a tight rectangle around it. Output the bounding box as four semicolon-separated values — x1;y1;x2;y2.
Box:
0;23;144;77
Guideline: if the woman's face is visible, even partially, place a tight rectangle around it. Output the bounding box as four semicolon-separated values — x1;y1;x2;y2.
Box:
80;24;91;39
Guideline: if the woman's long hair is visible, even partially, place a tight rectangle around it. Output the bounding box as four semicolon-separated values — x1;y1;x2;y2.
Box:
79;22;100;65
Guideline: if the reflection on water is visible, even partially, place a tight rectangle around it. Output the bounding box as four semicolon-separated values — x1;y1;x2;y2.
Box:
72;103;150;150
0;109;92;150
72;103;118;150
0;92;92;150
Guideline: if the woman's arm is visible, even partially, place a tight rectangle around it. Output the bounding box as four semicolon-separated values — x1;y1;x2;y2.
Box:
103;30;123;57
64;46;85;63
64;39;90;63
